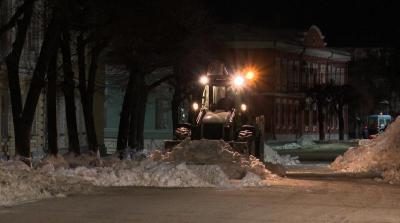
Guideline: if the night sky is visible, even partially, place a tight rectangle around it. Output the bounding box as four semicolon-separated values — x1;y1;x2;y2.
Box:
206;0;400;47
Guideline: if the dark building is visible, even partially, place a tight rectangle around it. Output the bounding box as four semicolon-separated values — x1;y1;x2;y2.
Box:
218;24;351;140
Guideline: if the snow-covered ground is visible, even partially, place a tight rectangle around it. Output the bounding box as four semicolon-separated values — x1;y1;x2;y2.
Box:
1;139;280;206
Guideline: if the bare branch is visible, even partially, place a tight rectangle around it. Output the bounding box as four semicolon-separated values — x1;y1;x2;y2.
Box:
148;74;173;90
0;0;36;37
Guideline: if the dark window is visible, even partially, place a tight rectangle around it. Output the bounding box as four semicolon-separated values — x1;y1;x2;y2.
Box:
304;108;310;132
313;105;318;127
155;99;170;129
281;58;287;91
275;57;281;90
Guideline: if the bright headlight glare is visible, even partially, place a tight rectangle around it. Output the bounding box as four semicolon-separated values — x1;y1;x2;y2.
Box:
245;71;255;80
192;102;199;111
199;75;209;85
233;76;245;86
241;104;247;111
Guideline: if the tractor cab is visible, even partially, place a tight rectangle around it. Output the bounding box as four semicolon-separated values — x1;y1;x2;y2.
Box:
192;64;251;141
168;62;264;159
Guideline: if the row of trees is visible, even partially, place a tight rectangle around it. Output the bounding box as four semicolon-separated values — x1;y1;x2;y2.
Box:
0;0;214;160
306;83;357;141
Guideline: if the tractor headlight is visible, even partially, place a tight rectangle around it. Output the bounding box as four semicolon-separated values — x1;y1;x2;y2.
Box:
192;102;199;111
240;103;247;111
245;71;255;80
199;75;209;85
233;75;245;87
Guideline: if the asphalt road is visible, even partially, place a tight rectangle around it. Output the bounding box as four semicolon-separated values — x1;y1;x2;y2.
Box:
1;178;400;223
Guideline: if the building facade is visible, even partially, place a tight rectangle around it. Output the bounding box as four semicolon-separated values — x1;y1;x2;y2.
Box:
219;25;351;141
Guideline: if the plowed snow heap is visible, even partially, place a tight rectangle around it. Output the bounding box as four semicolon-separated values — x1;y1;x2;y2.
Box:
153;139;271;179
331;117;400;183
1;139;273;206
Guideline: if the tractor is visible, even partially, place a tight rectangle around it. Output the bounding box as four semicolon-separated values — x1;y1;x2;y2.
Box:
165;62;265;160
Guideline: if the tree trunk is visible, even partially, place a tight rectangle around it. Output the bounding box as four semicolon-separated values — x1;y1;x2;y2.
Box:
317;102;325;141
135;89;148;151
116;71;136;155
125;71;171;153
128;74;147;151
5;2;34;157
85;43;104;153
77;35;100;153
8;7;60;157
171;89;181;135
47;54;58;156
337;104;345;140
127;87;138;149
20;15;62;154
61;31;80;154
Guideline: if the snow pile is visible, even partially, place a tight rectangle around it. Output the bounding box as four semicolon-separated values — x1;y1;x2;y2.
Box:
239;172;269;187
272;137;316;151
0;160;91;206
331;117;400;183
273;142;301;150
1;139;276;206
264;144;299;165
358;139;374;146
158;139;272;180
52;161;230;188
297;136;316;147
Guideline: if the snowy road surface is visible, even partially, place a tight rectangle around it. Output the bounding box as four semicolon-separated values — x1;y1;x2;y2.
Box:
1;178;400;223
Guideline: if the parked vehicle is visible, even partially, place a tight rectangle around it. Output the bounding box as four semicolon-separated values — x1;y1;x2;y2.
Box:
362;114;392;139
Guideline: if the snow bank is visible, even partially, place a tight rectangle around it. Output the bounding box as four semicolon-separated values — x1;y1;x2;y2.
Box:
273;143;302;150
1;139;274;206
158;139;272;179
0;160;91;206
239;172;269;187
297;136;316;147
264;144;300;165
52;162;230;188
331;117;400;183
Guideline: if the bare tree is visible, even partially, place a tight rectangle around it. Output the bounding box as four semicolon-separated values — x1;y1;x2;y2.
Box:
3;0;34;157
305;84;330;141
2;0;63;158
46;51;58;155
